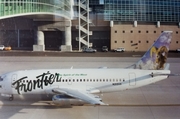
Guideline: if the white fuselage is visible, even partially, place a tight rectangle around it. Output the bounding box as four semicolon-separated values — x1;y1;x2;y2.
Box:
0;68;170;96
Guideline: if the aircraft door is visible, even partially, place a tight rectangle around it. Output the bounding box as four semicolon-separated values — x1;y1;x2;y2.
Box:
11;74;17;88
129;73;136;86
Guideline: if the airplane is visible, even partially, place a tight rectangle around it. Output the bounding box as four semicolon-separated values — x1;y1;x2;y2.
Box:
0;31;173;106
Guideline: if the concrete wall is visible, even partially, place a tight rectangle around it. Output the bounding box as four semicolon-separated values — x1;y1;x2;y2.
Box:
1;17;180;51
0;17;66;50
111;24;180;51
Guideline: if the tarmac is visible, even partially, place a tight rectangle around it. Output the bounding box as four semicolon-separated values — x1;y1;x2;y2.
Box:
0;55;179;119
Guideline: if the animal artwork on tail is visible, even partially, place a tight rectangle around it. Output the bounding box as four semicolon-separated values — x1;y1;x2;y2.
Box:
128;31;172;70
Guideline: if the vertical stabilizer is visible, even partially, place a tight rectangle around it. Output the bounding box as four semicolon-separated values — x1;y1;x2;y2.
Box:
128;31;172;70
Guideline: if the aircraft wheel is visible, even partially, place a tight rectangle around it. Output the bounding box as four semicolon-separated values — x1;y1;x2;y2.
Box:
9;95;13;101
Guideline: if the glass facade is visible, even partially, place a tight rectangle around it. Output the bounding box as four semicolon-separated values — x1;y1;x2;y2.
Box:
89;0;104;13
0;0;72;19
104;0;180;22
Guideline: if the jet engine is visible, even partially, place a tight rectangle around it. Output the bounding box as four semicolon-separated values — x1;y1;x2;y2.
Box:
52;94;87;106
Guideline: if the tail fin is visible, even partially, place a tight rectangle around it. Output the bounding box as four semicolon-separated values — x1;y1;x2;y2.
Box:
128;31;172;70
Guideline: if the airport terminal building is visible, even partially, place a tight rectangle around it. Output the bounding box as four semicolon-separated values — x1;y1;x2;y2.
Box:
0;0;180;51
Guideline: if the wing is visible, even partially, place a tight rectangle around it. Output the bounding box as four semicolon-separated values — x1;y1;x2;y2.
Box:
52;88;106;105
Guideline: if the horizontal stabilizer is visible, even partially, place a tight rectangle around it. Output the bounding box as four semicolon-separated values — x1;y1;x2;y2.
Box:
150;73;180;77
168;74;180;76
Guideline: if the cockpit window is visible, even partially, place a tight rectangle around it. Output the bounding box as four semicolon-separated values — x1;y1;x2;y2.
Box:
0;76;3;81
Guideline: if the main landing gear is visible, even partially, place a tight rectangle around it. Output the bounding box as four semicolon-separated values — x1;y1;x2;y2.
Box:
9;95;14;101
1;94;14;101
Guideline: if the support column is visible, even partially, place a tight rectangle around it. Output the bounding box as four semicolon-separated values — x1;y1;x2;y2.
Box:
33;31;45;51
60;20;72;52
134;21;137;27
157;21;160;28
110;21;114;27
65;25;72;46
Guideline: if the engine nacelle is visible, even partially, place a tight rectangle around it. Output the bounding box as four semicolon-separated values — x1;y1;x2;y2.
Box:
52;94;87;106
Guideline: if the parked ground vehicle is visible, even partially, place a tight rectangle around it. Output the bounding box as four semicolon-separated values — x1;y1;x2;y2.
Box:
0;45;5;50
176;48;180;52
0;45;11;51
113;47;125;52
4;46;11;51
82;47;97;53
102;46;108;52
